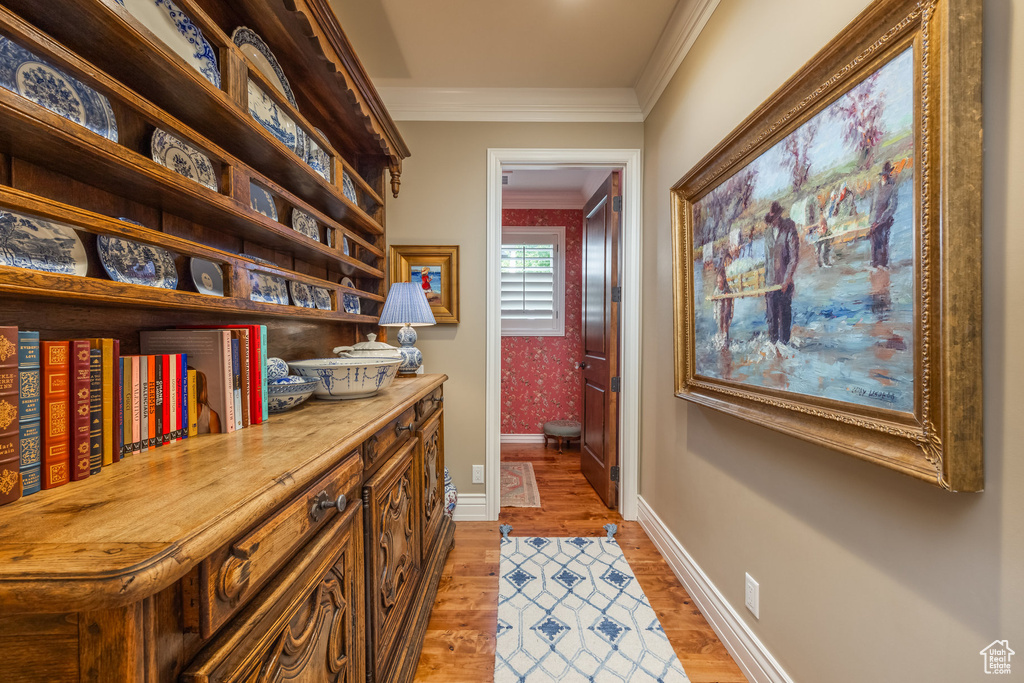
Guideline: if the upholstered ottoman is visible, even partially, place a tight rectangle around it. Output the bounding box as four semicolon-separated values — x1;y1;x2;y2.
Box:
543;420;581;453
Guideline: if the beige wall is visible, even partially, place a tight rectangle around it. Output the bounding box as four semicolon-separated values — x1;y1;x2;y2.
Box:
642;0;1021;681
386;121;643;493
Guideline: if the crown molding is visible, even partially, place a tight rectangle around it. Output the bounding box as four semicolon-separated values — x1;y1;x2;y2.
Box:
633;0;722;117
501;190;585;209
377;87;643;122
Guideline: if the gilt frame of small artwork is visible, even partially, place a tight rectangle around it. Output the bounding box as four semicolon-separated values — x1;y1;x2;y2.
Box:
670;0;982;491
388;244;460;323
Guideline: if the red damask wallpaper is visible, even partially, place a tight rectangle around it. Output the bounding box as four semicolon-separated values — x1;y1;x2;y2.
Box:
501;208;583;434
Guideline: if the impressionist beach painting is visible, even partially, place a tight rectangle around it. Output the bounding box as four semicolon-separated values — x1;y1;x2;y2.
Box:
691;47;916;414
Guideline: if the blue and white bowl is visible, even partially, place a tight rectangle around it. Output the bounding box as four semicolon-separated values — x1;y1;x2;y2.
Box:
267;376;319;413
287;356;402;400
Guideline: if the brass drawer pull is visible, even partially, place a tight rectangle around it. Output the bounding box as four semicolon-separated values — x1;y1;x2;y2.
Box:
395;423;413;435
309;491;346;521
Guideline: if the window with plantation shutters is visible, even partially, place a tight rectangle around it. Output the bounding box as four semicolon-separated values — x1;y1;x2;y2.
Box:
501;226;565;336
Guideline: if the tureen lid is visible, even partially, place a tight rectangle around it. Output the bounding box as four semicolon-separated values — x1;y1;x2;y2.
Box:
349;333;395;350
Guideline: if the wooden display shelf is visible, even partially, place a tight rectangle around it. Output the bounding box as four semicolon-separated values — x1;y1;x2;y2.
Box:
0;0;388;227
0;375;446;613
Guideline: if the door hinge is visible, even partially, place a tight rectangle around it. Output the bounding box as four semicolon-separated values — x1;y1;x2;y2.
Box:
611;286;621;303
610;376;620;392
612;195;622;212
610;466;619;482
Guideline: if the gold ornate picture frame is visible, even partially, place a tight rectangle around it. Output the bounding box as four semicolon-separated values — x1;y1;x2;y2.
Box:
670;0;982;490
389;244;460;324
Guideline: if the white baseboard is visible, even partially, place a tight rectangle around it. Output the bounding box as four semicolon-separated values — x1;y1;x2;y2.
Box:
637;497;794;683
500;434;546;444
452;493;488;521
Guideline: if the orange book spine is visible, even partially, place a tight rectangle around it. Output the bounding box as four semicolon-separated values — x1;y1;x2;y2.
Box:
41;341;70;488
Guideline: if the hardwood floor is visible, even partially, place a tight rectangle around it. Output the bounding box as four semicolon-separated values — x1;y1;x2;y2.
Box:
413;442;748;682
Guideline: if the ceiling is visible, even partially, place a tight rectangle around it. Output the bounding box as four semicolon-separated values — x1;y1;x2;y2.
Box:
328;0;721;121
501;167;616;208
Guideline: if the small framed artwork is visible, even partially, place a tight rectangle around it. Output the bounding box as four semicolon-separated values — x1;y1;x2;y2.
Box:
389;245;460;323
670;0;982;490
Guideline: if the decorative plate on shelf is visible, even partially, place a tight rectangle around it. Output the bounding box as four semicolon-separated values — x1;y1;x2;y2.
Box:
239;253;275;266
113;0;221;87
342;171;358;206
97;234;178;289
230;27;297;107
189;256;223;296
339;276;360;315
249;182;278;221
151;128;218;191
0;37;118;143
305;128;331;182
290;207;319;242
246;79;304;157
313;286;332;310
249;271;288;305
288;280;315;308
0;209;88;276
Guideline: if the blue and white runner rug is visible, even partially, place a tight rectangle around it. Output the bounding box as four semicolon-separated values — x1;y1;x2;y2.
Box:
495;535;690;682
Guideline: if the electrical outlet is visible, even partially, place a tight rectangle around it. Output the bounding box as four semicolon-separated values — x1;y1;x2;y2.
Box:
745;573;760;619
472;465;484;484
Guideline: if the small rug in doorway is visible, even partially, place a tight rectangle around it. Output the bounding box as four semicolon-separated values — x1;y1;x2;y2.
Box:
501;461;541;508
495;535;690;682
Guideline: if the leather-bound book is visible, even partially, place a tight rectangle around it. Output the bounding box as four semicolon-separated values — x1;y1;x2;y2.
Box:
88;339;116;466
112;339;121;463
0;326;21;504
18;331;40;496
89;348;103;475
70;340;91;481
41;341;70;489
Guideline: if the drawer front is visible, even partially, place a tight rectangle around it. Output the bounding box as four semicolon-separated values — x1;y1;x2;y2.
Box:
183;502;365;683
363;405;416;473
198;451;363;637
363;437;421;680
414;385;444;423
417;408;444;563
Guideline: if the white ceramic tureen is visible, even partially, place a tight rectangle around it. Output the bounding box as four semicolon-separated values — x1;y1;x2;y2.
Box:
332;333;402;360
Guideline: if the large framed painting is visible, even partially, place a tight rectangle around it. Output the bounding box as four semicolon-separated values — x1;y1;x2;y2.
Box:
388;244;460;323
671;0;982;490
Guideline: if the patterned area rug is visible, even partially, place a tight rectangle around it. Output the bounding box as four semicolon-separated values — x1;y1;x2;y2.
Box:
496;535;690;682
501;461;542;508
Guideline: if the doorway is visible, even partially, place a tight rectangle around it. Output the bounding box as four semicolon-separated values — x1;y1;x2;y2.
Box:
485;148;642;522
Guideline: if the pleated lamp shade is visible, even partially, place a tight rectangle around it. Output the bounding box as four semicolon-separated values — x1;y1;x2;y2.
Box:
378;282;436;326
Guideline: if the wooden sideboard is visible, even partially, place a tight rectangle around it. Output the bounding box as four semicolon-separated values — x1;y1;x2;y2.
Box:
0;375;452;682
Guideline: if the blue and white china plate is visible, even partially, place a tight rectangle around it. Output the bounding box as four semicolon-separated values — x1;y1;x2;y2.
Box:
267;377;319;413
313;286;332;310
97;233;177;289
305;128;331;182
152;128;218;191
340;276;360;314
113;0;221;87
249;270;289;305
290;207;319;242
231;27;297;108
342;171;357;205
249;182;278;221
0;209;88;276
239;253;275;266
0;37;118;142
189;256;223;296
288;280;315;308
246;79;304;157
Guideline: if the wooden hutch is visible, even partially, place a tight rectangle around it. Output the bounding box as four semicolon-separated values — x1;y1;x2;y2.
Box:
0;0;453;680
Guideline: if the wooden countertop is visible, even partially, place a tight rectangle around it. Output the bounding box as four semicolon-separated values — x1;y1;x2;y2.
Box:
0;375;446;613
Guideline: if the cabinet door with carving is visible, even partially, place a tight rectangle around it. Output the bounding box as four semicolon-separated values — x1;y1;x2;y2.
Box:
181;502;365;683
417;408;444;562
362;437;422;682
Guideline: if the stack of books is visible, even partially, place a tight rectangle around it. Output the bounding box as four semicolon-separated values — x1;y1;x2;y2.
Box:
0;324;269;505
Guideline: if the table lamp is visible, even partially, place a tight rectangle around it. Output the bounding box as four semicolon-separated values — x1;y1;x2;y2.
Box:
378;282;436;374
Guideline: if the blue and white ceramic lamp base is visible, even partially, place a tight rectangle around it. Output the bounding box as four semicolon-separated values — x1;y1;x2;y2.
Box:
395;324;423;374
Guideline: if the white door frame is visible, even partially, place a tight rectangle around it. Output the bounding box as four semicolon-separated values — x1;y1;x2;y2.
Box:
485;148;643;521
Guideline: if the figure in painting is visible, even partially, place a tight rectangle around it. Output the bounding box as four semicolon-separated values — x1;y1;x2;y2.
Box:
713;268;734;348
763;201;799;349
869;161;898;268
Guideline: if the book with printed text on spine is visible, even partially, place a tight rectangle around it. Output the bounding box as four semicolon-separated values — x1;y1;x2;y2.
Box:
69;341;91;481
0;326;21;504
41;341;70;489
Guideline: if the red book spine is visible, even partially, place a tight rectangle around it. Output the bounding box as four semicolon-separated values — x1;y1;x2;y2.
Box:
161;354;171;445
41;341;70;489
70;341;91;481
0;326;21;504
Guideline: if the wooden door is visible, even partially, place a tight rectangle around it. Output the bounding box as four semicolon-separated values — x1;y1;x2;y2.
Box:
580;172;621;508
181;502;365;683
